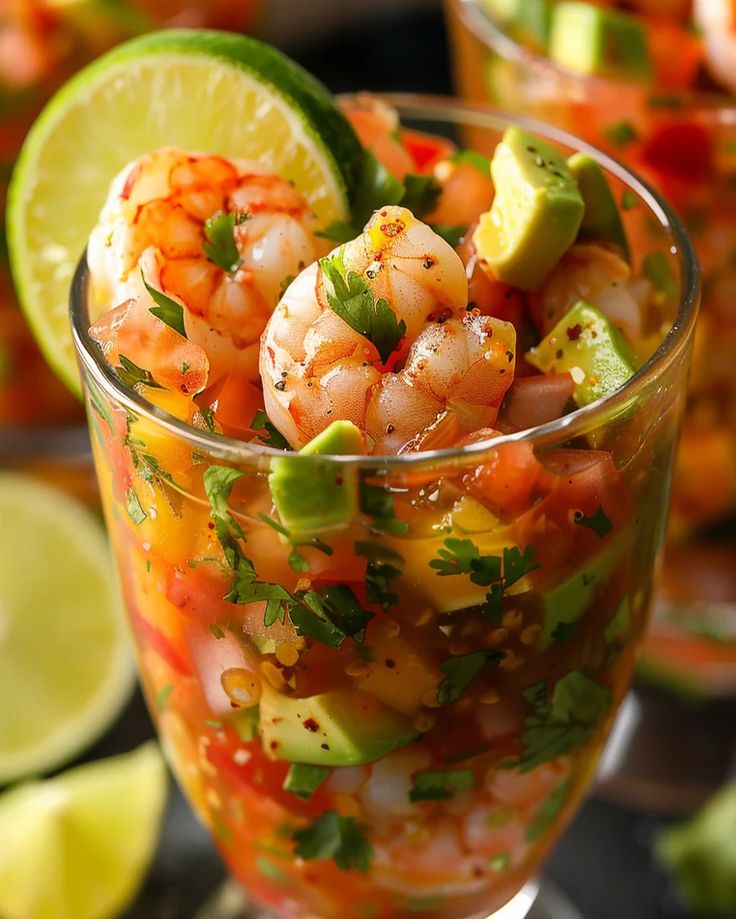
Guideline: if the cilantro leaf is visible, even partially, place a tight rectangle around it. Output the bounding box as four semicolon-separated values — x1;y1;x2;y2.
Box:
203;210;248;273
355;540;403;609
319;249;406;363
292;811;374;871
574;505;613;539
451;149;492;176
116;354;162;390
316;220;358;244
513;671;612;773
400;173;441;218
525;780;572;842
251;409;292;451
430;223;467;248
293;584;373;647
503;545;541;587
602;120;638;149
283;764;330;800
430;538;480;576
352;149;404;229
359;482;409;535
142;272;187;337
437;650;505;705
258;512;333;574
409;769;474;802
125;487;146;525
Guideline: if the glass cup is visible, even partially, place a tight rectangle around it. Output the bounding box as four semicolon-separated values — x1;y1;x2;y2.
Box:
71;98;699;919
444;0;736;703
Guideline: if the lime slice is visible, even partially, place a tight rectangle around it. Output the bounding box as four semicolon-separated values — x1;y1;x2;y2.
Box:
0;742;167;919
7;29;363;395
0;473;134;783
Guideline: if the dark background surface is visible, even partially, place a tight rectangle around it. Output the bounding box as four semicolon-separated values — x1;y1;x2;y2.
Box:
90;5;732;918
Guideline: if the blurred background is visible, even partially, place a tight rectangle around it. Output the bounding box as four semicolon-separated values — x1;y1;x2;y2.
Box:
1;1;734;918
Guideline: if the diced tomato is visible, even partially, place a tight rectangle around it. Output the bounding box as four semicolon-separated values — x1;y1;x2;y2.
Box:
539;449;629;532
641;121;714;186
401;128;456;171
497;373;574;434
648;18;704;91
457;227;525;333
205;373;265;438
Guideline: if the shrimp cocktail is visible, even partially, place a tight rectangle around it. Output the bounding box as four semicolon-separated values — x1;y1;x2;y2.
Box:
15;30;693;919
445;0;736;695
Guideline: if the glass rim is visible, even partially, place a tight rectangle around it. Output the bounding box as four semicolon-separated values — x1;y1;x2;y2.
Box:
70;93;700;471
450;0;736;117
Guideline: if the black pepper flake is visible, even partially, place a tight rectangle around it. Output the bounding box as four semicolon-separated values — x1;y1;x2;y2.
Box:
275;380;286;391
366;269;377;279
556;348;564;359
386;423;395;433
321;743;330;750
506;350;514;363
423;257;435;269
280;371;288;378
385;659;395;668
527;145;537;154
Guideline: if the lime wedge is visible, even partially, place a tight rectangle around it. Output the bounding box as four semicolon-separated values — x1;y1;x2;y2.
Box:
0;473;134;783
0;742;167;919
7;29;363;395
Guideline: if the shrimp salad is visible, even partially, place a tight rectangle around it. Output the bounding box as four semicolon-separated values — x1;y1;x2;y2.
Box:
84;94;685;919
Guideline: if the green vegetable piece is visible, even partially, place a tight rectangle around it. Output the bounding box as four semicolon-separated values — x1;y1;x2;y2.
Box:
541;539;623;648
283;763;330;799
259;687;417;767
482;0;553;49
525;779;572;841
268;421;363;539
526;300;637;408
292;810;374;871
409;769;474;802
568;152;630;261
473;126;584;291
658;781;736;916
549;2;652;83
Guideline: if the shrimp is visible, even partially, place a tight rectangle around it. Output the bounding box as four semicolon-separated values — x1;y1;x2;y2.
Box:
693;0;736;94
529;243;643;338
87;147;326;385
260;206;517;453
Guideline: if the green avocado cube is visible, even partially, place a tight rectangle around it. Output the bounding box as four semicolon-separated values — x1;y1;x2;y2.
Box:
526;300;637;407
482;0;553;49
549;2;652;83
473;126;584;291
268;420;364;538
568;152;630;261
259;688;417;766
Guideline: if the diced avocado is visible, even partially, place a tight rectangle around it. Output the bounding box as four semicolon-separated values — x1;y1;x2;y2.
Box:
268;421;364;538
526;301;637;408
259;687;417;766
473;126;584;291
568;153;630;261
356;633;442;714
482;0;553;49
549;3;652;83
541;539;624;648
231;705;260;742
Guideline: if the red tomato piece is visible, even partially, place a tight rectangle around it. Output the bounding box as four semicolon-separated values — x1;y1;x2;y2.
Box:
641;121;713;186
400;128;456;171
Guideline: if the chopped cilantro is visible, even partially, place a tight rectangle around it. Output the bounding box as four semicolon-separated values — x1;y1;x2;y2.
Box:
355;540;403;609
283;764;330;800
146;559;152;573
319;249;406;363
116;354;162;390
125;487;146;525
450;149;492;175
316;220;358;244
352;149;404;228
430;223;466;247
257;512;333;574
400;173;441;218
552;620;579;643
255;857;289;884
360;482;409;535
574;505;612;538
604;598;631;644
279;273;296;298
142;272;187;337
437;650;505;705
292;810;373;871
621;190;638;211
288;549;310;573
203;210;248;273
409;769;474;802
602;120;638;149
199;407;216;433
512;671;612;773
489;853;510;872
430;538;539;623
251;409;292;451
209;624;225;640
292;584;373;647
526;780;572;841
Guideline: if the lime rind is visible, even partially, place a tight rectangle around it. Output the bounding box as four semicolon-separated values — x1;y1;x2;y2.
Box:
8;29;364;397
0;473;135;784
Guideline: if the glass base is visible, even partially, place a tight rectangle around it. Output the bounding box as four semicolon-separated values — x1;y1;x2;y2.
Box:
194;879;582;919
